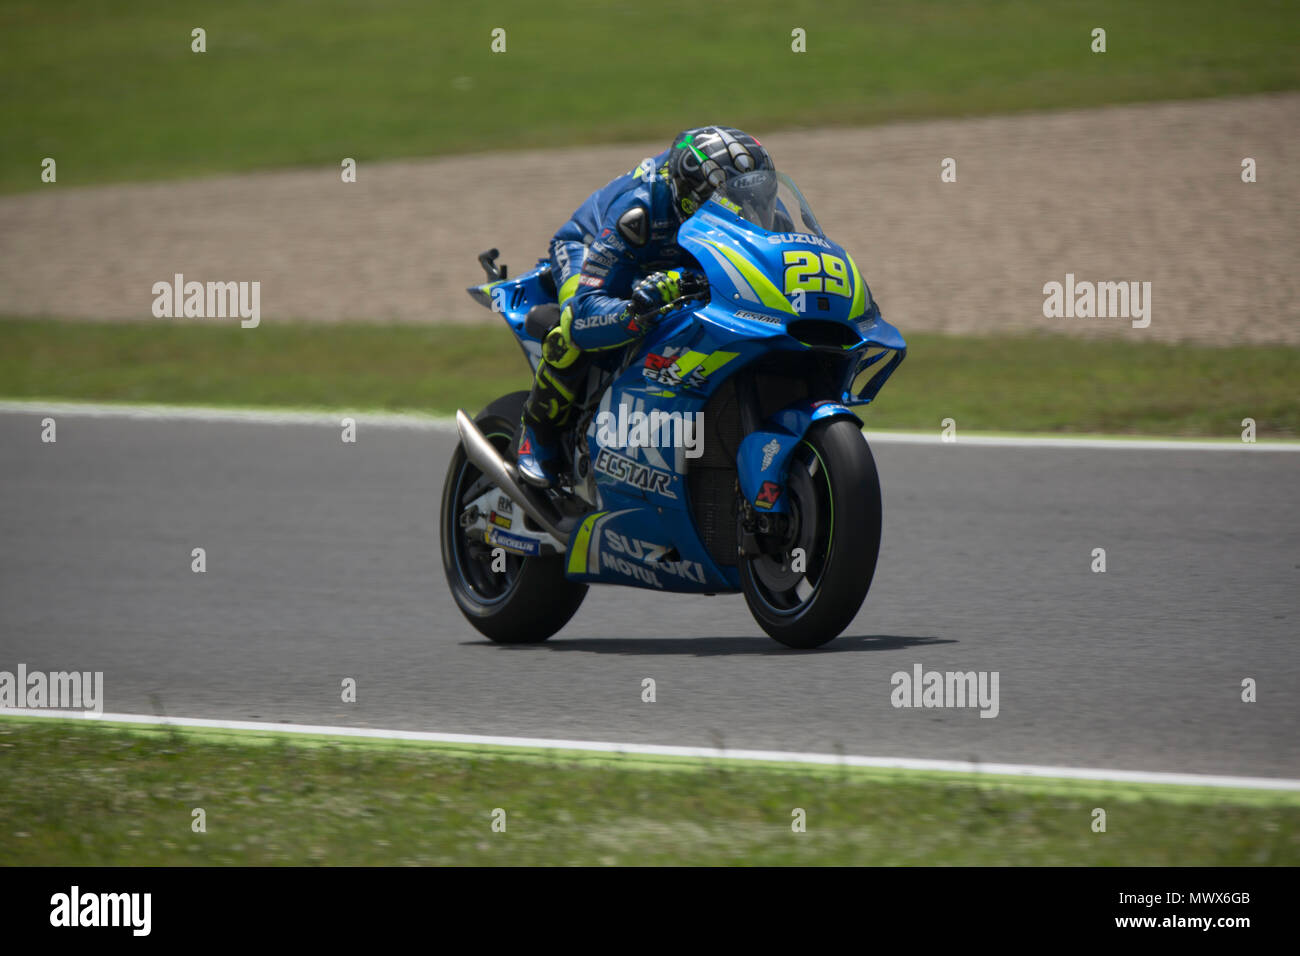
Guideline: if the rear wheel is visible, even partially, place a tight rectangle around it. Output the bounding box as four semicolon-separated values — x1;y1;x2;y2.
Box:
740;419;882;649
439;391;587;643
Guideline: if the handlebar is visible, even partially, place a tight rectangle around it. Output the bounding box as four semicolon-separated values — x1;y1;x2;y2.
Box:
649;288;710;319
477;248;506;281
574;286;711;416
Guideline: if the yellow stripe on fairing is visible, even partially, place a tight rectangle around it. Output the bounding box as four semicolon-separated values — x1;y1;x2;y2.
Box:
567;512;603;574
699;351;738;376
847;253;866;319
702;240;796;315
672;350;707;374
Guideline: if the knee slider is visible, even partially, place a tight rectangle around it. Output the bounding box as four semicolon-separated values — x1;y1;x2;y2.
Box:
542;323;581;369
542;328;570;365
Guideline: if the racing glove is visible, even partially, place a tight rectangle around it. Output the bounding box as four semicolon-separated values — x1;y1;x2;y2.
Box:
626;270;708;325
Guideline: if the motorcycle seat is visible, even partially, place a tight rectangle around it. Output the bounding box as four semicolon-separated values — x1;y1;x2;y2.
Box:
524;303;561;340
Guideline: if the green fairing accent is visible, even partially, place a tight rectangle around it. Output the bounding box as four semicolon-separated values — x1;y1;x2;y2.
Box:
668;349;737;386
699;351;738;376
672;350;706;374
847;254;866;319
558;274;581;305
702;240;796;315
567;512;603;574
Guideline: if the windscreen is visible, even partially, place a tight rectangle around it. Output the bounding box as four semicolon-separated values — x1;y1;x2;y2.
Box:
712;171;824;236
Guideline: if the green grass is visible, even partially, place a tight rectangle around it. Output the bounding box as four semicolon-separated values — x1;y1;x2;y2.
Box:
3;318;1298;438
2;0;1297;193
1;719;1295;865
1;318;531;422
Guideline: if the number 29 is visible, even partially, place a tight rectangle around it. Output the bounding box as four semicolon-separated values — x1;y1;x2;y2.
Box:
782;251;851;297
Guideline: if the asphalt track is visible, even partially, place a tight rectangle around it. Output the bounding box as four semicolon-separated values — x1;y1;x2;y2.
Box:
1;409;1297;779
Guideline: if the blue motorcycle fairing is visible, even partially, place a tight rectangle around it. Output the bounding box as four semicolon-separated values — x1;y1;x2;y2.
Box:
564;505;735;594
467;258;555;373
676;201;907;407
566;309;862;590
568;314;750;593
467;192;906;596
736;431;801;515
771;398;863;435
735;400;860;515
682;199;879;318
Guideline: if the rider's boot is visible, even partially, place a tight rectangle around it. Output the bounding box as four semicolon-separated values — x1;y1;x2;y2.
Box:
515;355;574;489
516;404;562;488
515;308;594;488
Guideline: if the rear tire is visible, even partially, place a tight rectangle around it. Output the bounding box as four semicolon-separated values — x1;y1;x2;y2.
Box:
439;391;587;643
740;419;882;649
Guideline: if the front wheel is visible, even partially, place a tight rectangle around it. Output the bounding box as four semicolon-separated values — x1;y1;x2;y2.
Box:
739;419;882;649
439;391;587;643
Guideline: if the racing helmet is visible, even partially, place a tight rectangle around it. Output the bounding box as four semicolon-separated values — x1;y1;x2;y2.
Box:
666;126;775;220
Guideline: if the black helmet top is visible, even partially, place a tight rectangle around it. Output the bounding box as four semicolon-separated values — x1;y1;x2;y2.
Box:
666;127;773;219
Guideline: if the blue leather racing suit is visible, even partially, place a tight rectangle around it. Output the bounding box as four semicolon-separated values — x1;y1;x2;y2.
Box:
531;149;696;425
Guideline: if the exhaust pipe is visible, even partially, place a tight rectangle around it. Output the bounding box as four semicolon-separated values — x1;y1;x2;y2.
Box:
455;409;569;548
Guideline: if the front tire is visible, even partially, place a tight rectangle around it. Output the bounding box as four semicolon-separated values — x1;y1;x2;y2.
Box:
740;419;882;649
439;391;587;643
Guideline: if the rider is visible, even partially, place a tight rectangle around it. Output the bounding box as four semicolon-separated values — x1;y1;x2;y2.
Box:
515;126;775;488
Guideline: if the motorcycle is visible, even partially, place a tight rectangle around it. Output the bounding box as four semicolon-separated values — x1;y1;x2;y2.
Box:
439;171;906;648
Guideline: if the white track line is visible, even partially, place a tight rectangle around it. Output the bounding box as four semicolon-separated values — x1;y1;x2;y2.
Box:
3;400;1297;450
863;432;1300;451
0;400;456;432
5;709;1298;791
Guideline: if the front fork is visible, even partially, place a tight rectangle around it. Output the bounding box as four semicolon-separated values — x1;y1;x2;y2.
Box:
737;497;794;558
733;371;794;558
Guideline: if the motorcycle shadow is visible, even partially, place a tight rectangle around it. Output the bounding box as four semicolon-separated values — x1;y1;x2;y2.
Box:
469;634;955;656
